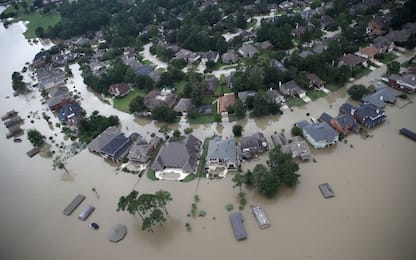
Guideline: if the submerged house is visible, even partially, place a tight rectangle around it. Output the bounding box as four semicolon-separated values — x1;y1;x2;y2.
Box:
330;114;357;135
240;132;269;159
272;133;311;160
87;126;133;162
152;134;202;180
361;87;397;109
47;86;73;111
279;80;306;98
57;102;83;126
127;136;161;164
354;104;386;128
206;137;239;178
297;120;339;149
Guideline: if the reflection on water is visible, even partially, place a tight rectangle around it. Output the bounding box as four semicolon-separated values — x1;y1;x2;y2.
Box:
1;19;416;260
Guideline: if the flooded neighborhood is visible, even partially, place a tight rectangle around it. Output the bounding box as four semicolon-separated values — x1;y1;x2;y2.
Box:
1;2;416;260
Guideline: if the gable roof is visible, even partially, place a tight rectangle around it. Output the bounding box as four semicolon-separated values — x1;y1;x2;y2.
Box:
58;102;82;123
361;87;397;108
319;112;333;125
47;87;72;109
108;83;132;97
358;45;380;58
303;122;338;143
355;104;384;119
87;126;121;153
218;94;236;113
152;135;202;173
206;137;238;163
240;132;268;150
101;134;132;161
333;114;355;129
174;98;194;113
339;54;367;66
340;102;355;115
238;90;256;103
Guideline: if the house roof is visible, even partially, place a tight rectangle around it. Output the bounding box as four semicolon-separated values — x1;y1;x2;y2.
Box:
361;87;397;108
399;74;416;89
205;76;219;92
174;98;194;113
308;73;324;84
295;120;310;129
238;44;258;58
386;29;411;43
280;80;305;94
101;134;132;161
58;102;82;123
47;87;72;109
144;90;177;110
355;104;384;119
319;112;333;125
218;94;236;113
240;132;268;150
206;137;238;163
339;54;367;66
271;60;287;71
339;102;354;115
108;83;132;96
271;132;287;147
358;46;380;58
303;122;338;143
152;134;202;173
238;91;256;103
87;126;121;153
333;114;355;129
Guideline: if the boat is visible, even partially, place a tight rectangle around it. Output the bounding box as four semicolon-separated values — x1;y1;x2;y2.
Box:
229;212;247;240
78;205;95;221
250;205;271;229
13;137;22;143
63;194;86;216
319;183;335;198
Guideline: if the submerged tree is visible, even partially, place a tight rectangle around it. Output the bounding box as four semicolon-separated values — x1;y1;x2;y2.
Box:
117;190;172;232
52;155;70;175
27;129;46;147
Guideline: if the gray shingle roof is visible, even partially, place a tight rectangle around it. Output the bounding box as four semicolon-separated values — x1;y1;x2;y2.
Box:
152;135;202;173
206;137;238;164
303;122;338;143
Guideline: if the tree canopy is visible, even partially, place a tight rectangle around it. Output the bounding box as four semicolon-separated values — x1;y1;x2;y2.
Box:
117;190;172;232
239;147;300;198
27;129;46;147
347;84;371;101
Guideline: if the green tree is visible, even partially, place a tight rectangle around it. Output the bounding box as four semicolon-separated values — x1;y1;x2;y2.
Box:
11;72;27;93
233;99;246;119
291;126;303;137
173;129;181;139
53;156;70;175
269;148;300;188
27;129;45;147
151;106;177;123
232;124;243;137
387;61;400;75
117;190;172;232
129;96;145;113
347;84;371;101
232;172;245;192
252;164;280;198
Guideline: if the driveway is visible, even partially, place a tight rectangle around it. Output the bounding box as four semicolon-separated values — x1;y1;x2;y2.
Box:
140;43;168;70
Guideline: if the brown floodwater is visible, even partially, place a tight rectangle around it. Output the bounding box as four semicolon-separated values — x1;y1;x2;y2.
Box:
1;16;416;260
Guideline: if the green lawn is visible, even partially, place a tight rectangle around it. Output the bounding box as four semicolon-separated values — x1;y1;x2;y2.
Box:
174;80;187;96
22;12;62;38
307;89;327;101
378;53;397;65
353;67;372;79
113;88;145;113
286;97;306;107
188;113;216;124
4;1;61;39
326;83;343;91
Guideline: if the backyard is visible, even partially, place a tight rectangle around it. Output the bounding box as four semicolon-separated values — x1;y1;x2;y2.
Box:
113;88;146;113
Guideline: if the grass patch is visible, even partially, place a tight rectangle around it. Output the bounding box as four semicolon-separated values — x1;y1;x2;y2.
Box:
307;89;327;100
214;85;226;96
113;88;145;113
326;83;343;91
188;113;216;124
174;80;187;96
22;12;61;38
141;59;152;65
3;2;61;39
378;53;397;65
147;168;158;181
353;67;371;79
202;95;215;104
286;97;306;107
